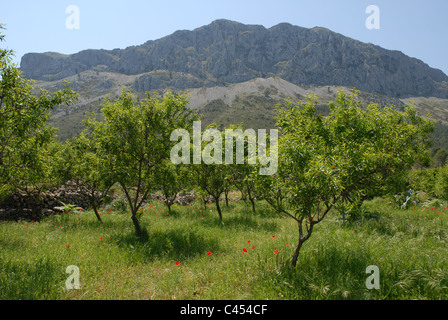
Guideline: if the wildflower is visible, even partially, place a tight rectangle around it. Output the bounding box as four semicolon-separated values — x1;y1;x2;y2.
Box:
242;248;248;253
207;252;212;256
175;262;181;266
99;238;103;241
274;250;279;254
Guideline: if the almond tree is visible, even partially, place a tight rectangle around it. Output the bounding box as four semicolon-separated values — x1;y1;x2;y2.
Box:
154;159;190;213
226;125;259;212
257;90;434;266
0;25;77;206
87;88;198;237
190;125;229;221
191;160;227;221
65;133;116;222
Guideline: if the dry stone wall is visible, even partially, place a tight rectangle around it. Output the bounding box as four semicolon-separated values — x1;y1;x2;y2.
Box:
1;182;91;212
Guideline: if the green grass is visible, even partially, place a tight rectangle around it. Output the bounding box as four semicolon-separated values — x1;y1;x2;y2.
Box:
1;198;448;300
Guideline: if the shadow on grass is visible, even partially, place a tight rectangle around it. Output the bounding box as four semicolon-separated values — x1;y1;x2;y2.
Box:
261;243;378;299
199;214;279;232
0;258;61;300
0;237;28;251
334;209;396;237
112;227;222;261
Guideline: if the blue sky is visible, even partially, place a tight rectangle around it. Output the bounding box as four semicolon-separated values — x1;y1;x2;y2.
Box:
0;0;447;75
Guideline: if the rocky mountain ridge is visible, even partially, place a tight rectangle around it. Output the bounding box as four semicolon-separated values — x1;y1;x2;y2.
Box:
21;19;448;99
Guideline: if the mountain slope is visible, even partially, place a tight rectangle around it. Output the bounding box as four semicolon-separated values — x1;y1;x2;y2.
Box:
41;74;433;140
21;19;448;99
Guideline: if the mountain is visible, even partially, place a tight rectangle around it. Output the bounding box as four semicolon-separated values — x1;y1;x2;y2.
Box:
20;19;448;149
21;19;448;99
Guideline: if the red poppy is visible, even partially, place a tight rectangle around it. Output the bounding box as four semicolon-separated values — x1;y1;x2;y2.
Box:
272;236;276;239
99;238;103;241
247;240;251;243
175;262;181;265
67;245;70;249
242;248;248;253
273;250;279;254
207;252;212;256
286;243;290;246
251;246;256;249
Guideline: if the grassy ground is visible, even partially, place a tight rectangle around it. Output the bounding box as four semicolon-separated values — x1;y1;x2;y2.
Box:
1;198;448;300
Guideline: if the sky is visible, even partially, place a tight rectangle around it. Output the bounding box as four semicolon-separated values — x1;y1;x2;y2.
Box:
0;0;447;75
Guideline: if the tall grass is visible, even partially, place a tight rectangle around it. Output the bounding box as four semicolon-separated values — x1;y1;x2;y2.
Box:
1;198;447;300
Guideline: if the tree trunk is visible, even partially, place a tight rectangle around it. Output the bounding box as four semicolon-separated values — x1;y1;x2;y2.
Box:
165;200;171;213
131;213;145;238
93;204;103;222
90;191;102;222
215;197;223;221
249;197;256;212
291;218;315;267
291;240;304;267
225;191;229;207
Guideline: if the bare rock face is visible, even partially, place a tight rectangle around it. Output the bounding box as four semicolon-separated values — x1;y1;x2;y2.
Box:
20;19;448;99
